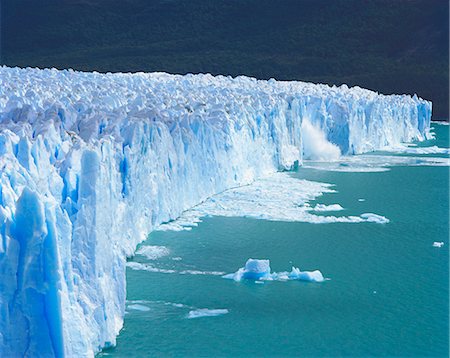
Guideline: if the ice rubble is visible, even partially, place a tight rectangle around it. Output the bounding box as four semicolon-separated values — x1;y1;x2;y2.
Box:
159;172;390;229
0;66;431;356
135;245;170;260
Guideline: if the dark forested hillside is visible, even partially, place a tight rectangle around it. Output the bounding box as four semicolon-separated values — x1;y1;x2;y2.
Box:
2;0;448;118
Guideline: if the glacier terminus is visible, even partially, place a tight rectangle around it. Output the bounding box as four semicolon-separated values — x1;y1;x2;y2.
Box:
0;66;432;357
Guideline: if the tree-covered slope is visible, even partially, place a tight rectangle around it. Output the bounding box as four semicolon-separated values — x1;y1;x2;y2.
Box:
2;0;448;118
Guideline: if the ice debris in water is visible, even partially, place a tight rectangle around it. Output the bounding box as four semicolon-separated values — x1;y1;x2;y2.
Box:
432;242;444;248
360;213;390;224
135;245;170;260
187;309;229;319
312;204;344;212
223;259;325;283
163;172;390;228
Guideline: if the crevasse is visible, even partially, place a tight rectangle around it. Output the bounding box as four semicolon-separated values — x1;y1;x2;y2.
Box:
0;67;431;357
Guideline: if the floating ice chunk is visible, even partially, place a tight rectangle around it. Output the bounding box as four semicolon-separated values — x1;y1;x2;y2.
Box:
222;259;271;281
127;304;150;312
360;213;390;224
242;259;271;280
313;204;344;212
136;245;170;260
187;309;229;319
287;267;325;282
224;259;325;283
433;242;444;248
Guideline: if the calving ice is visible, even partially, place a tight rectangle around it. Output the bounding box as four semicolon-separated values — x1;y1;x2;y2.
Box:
0;66;432;357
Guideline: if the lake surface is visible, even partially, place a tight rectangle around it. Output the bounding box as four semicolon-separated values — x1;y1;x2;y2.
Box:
101;123;449;357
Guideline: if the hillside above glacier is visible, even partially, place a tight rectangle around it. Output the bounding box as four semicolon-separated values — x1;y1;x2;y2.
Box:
0;67;431;357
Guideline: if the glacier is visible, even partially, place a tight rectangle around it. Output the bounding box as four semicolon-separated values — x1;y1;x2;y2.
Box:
0;66;432;357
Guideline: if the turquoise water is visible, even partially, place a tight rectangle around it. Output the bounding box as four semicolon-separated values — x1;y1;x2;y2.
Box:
101;124;449;357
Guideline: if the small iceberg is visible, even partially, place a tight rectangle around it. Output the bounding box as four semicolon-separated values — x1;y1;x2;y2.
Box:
223;259;325;283
433;242;444;248
287;267;325;282
222;259;271;281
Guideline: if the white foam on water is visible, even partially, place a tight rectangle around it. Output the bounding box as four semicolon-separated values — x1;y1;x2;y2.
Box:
187;309;229;319
431;121;450;126
303;154;450;173
179;270;226;276
126;261;176;274
135;245;170;260
127;304;150;312
126;261;224;276
164;302;190;309
381;145;450;155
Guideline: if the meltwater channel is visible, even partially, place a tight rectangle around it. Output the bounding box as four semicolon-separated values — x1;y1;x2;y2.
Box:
100;123;449;357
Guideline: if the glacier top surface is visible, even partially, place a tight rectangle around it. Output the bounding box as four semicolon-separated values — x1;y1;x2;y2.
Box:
0;66;429;142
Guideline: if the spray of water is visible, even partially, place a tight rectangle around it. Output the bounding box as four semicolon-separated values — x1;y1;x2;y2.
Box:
301;119;341;161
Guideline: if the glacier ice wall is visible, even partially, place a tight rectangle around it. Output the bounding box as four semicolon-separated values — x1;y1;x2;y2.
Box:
0;66;431;356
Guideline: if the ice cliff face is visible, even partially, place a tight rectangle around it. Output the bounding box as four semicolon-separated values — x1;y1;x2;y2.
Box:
0;66;431;357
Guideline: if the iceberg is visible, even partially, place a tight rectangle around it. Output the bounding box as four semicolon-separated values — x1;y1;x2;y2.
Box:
432;242;444;248
287;267;325;283
222;259;271;281
223;259;325;283
0;66;431;357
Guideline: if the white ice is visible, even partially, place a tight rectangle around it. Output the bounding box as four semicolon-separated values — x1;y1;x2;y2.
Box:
187;309;229;319
162;172;389;227
312;204;344;212
224;259;325;283
136;245;170;260
127;304;150;312
126;261;225;276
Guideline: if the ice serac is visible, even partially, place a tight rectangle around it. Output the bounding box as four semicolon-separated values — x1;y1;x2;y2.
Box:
0;66;431;356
